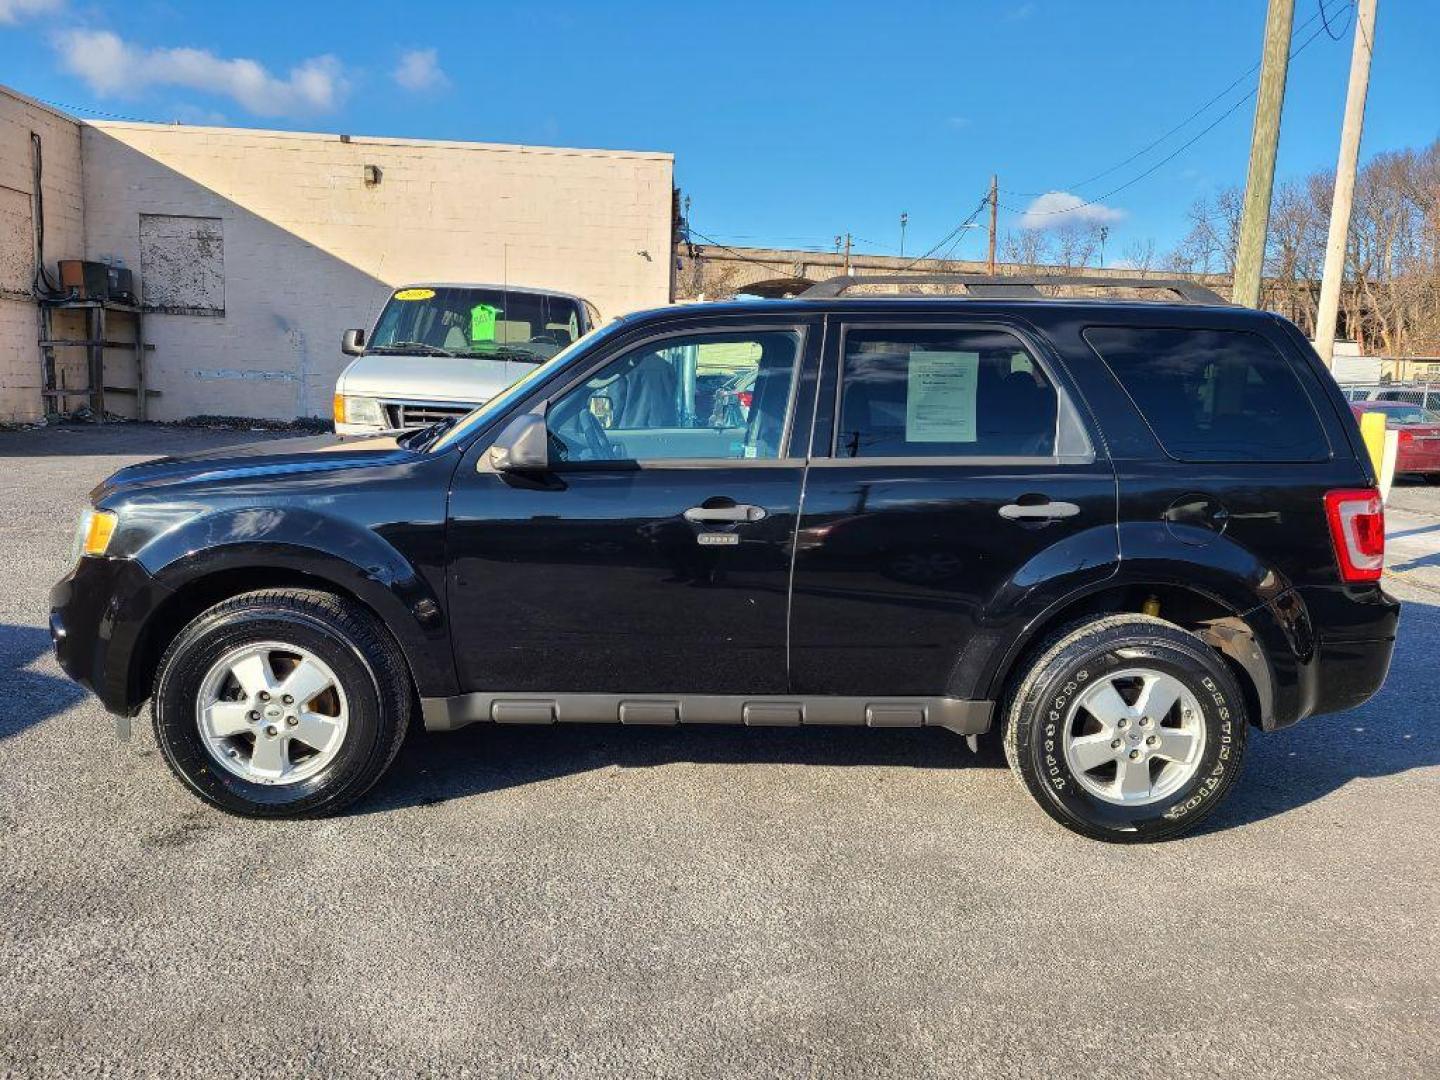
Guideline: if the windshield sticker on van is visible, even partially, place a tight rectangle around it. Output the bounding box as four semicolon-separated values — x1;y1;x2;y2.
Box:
470;303;498;342
906;350;978;443
393;288;436;301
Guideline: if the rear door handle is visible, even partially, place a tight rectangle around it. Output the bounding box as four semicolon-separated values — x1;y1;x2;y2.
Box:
998;501;1081;521
684;503;768;523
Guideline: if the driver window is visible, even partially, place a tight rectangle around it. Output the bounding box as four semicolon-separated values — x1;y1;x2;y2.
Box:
546;329;801;463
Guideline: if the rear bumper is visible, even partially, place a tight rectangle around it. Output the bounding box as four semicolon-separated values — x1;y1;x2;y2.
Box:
1256;582;1399;730
50;556;173;717
1310;634;1397;716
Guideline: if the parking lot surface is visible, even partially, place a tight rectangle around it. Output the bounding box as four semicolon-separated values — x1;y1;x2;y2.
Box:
2;425;1438;1079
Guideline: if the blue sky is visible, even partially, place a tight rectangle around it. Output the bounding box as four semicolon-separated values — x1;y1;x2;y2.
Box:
2;0;1436;262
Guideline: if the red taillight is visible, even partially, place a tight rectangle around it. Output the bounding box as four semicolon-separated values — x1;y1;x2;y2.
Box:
737;391;753;409
1324;489;1385;582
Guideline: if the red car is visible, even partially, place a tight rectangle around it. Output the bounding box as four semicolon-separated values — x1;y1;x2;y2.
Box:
1351;401;1440;481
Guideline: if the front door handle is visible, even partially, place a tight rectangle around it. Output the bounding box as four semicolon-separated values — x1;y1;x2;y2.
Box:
998;501;1081;521
684;503;768;523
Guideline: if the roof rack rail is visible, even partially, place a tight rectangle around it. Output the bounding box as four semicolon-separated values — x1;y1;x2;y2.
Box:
799;273;1230;306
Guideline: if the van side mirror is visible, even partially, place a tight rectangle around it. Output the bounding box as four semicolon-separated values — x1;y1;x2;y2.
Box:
487;413;550;473
341;328;366;356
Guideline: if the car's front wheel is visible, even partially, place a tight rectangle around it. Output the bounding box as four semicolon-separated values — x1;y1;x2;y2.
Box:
152;589;411;817
1003;614;1248;842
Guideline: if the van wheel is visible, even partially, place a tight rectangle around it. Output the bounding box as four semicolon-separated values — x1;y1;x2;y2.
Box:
1003;615;1248;842
152;589;412;818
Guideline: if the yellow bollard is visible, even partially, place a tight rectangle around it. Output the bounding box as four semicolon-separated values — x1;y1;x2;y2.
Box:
1359;411;1386;479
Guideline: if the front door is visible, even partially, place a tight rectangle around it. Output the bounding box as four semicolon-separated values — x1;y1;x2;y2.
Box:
788;317;1119;699
447;316;820;697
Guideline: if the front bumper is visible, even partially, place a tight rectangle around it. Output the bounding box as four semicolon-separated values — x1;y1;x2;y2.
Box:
50;556;173;717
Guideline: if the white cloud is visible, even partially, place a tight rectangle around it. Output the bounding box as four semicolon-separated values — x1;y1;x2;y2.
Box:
52;29;348;116
0;0;62;23
1018;190;1126;230
392;48;447;92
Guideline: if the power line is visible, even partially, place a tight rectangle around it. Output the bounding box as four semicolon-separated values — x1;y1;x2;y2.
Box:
34;97;167;124
1001;0;1353;201
998;7;1346;222
685;228;824;276
893;192;993;272
1319;0;1353;40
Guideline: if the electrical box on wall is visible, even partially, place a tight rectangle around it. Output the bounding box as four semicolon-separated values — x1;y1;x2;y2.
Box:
58;260;136;304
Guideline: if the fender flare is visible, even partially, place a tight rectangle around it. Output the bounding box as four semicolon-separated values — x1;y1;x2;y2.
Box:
971;523;1315;730
135;507;456;698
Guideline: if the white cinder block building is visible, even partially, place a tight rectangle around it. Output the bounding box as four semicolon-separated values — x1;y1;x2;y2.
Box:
0;83;675;423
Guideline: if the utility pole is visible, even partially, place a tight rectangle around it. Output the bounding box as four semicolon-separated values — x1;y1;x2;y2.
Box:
1315;0;1378;367
843;232;852;275
1233;0;1295;307
987;174;998;276
899;211;908;258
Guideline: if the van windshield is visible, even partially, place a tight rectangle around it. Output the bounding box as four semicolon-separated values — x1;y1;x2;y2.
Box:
427;318;629;453
368;286;586;364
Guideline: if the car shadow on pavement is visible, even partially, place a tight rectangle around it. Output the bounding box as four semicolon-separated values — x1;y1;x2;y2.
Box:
357;722;995;816
0;624;87;740
354;598;1440;833
1196;593;1440;835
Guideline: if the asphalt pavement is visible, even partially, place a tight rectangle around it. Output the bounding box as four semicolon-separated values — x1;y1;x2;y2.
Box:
1;424;1437;1079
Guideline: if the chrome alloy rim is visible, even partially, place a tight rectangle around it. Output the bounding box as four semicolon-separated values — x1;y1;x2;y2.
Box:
1061;667;1206;806
195;642;349;786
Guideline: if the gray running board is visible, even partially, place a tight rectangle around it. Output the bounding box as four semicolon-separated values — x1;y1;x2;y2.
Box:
420;693;992;736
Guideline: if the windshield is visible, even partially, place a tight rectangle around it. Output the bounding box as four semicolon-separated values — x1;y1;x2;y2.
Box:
368;286;587;363
428;319;629;453
1371;405;1440;425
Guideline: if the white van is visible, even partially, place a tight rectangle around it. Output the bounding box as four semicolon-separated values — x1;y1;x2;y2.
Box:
334;283;600;435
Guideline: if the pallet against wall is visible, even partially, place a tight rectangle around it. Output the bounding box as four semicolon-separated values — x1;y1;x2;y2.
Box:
38;299;158;421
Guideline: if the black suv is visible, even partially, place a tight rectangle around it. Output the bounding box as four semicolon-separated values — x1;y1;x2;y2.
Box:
50;276;1399;841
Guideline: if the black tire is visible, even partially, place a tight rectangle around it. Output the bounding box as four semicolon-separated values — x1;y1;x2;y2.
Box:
152;588;412;818
1003;614;1248;842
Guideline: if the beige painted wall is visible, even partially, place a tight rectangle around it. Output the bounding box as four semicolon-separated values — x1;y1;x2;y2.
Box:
82;122;673;420
0;87;85;422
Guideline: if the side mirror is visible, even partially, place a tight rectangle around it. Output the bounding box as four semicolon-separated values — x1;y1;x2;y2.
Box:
487;413;550;473
341;328;366;356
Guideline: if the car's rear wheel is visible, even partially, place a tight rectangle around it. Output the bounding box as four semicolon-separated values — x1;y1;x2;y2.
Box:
1003;614;1248;842
152;589;411;817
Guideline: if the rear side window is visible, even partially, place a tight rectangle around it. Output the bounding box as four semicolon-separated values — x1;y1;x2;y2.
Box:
837;327;1069;458
1084;326;1330;462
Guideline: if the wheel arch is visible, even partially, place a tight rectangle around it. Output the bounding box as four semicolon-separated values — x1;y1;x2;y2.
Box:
983;580;1275;730
129;555;447;714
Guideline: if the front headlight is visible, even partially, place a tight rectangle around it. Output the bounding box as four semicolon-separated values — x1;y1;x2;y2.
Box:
71;508;118;562
335;394;385;428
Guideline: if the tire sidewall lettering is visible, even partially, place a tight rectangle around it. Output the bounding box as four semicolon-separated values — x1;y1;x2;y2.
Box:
1022;638;1244;835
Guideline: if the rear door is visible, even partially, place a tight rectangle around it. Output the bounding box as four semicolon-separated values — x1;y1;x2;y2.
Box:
788;315;1119;698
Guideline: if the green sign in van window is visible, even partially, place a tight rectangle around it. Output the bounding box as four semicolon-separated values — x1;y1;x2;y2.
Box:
470;303;498;343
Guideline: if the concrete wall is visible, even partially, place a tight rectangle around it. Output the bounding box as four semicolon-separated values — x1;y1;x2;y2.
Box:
81;123;673;420
0;87;85;422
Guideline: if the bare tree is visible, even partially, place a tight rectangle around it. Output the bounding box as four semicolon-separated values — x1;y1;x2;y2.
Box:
1000;229;1052;272
1121;238;1157;275
1053;223;1104;271
1165;138;1440;355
